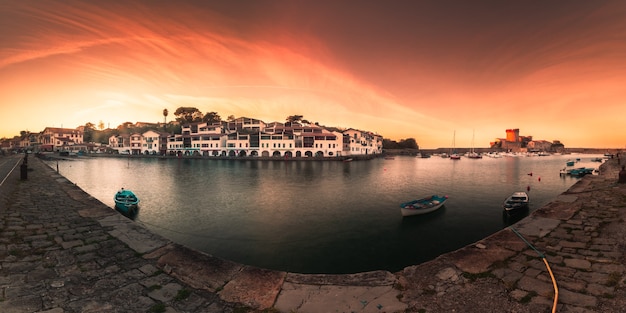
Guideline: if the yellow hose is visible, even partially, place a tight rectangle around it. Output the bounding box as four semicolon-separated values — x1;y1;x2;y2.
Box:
542;257;559;313
510;227;559;312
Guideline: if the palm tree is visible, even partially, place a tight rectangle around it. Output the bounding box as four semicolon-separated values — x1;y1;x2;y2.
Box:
162;109;168;132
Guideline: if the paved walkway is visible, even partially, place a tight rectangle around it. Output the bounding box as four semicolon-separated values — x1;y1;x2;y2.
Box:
1;154;624;312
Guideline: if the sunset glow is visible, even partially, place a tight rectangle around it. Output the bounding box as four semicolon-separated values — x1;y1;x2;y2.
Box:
1;0;625;148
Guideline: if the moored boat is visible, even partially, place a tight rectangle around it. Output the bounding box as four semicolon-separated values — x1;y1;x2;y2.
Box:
400;195;448;217
114;188;139;216
569;167;594;177
503;191;529;214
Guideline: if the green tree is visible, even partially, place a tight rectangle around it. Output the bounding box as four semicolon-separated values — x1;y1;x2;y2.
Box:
399;138;419;149
174;107;203;124
383;138;419;150
83;122;96;142
383;139;400;149
202;111;222;124
163;108;168;132
286;115;303;123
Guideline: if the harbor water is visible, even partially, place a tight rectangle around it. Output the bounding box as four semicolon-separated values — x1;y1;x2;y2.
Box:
45;154;602;274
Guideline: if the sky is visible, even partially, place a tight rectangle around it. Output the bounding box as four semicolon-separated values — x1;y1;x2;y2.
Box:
1;0;625;149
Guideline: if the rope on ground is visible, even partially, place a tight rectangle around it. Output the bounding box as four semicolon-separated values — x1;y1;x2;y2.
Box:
510;226;559;313
0;157;22;187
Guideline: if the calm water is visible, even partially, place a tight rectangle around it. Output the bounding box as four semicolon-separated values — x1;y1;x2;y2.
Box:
45;154;602;274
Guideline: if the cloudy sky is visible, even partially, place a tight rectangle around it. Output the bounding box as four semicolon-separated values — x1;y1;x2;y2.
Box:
1;0;625;148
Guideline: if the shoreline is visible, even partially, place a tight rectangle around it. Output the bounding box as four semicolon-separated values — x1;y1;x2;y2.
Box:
35;151;379;162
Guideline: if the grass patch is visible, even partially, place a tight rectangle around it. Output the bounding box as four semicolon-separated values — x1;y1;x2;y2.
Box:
393;282;405;291
148;303;166;313
421;288;436;295
174;288;191;301
462;271;495;282
606;272;622;287
233;306;252;313
520;291;537;304
147;285;161;291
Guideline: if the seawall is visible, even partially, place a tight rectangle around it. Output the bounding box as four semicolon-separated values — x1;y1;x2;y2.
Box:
1;154;624;312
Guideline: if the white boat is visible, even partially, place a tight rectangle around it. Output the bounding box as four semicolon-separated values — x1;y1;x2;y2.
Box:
486;152;503;158
400;195;448;217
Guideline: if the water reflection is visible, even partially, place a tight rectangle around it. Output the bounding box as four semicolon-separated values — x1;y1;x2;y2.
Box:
46;154;601;274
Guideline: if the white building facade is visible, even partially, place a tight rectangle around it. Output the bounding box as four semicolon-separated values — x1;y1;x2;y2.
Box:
127;117;383;158
39;127;84;152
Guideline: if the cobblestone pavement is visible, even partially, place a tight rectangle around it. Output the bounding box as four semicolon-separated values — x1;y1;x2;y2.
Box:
0;155;239;313
1;153;625;313
397;157;626;312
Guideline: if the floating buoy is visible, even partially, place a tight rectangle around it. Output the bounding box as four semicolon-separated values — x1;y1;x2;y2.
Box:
527;185;531;192
527;172;533;176
538;177;541;182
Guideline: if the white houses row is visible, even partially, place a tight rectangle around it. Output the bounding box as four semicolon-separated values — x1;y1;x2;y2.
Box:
109;118;383;157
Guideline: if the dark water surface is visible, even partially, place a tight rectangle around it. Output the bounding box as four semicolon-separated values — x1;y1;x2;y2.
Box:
46;154;602;274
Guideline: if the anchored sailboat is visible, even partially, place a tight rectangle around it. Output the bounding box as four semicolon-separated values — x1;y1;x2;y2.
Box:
450;130;461;160
468;129;482;159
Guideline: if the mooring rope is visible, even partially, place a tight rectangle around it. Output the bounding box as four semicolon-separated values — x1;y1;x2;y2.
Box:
0;157;22;187
510;226;559;313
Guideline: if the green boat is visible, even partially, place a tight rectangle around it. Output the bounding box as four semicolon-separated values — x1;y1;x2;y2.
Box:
114;188;139;216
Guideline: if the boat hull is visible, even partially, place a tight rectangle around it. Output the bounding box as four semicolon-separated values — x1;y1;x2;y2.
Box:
503;192;529;214
114;189;139;216
400;195;448;217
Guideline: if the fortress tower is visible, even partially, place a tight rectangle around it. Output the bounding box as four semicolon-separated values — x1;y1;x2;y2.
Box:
506;128;520;142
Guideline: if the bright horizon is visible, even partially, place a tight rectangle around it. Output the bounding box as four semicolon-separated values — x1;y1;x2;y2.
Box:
1;1;625;149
